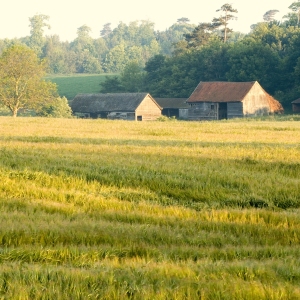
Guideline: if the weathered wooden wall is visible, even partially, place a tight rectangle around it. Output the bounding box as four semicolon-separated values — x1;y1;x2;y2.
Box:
227;103;243;119
179;109;189;120
188;103;218;121
242;83;270;116
292;104;300;113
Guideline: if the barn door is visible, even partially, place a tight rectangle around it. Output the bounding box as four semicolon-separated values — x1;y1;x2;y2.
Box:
218;103;227;120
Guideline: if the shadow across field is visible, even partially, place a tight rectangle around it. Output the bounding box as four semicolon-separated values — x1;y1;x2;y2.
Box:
0;135;299;149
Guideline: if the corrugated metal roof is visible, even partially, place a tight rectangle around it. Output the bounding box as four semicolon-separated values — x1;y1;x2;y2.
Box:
187;81;256;103
71;93;161;113
155;98;189;109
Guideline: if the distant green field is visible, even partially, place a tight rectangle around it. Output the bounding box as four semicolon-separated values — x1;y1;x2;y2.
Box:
0;117;300;298
46;74;118;100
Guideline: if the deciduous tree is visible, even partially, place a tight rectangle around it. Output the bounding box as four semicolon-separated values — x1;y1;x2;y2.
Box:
99;76;125;93
28;14;50;56
0;45;57;117
121;60;146;92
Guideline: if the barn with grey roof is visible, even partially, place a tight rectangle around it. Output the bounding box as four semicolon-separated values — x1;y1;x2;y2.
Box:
71;93;162;121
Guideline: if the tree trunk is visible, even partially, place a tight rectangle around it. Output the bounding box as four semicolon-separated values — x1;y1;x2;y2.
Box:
12;107;18;117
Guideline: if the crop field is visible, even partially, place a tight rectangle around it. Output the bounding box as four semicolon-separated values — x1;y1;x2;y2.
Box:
0;116;300;299
46;74;117;100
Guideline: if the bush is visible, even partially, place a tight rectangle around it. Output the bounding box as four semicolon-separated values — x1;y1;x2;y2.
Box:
36;96;73;118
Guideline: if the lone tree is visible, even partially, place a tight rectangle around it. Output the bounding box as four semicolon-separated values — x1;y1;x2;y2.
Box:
263;10;280;22
0;44;57;117
212;3;238;42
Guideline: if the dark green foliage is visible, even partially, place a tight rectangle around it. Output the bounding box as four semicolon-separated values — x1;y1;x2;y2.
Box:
100;76;124;93
145;41;229;97
182;22;216;49
120;61;146;92
226;40;281;94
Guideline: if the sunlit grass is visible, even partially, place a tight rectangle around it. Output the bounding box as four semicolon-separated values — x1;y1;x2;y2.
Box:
0;116;300;298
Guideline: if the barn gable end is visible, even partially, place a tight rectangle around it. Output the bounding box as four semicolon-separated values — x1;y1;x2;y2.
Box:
242;81;270;116
135;94;162;121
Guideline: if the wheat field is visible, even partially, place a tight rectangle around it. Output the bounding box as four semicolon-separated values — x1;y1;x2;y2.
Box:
0;116;300;299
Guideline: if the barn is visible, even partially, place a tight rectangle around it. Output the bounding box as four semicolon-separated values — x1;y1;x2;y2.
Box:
187;81;283;121
291;99;300;113
155;98;189;119
71;93;162;121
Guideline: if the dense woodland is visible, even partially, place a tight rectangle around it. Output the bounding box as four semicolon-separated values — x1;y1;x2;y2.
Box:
1;2;300;108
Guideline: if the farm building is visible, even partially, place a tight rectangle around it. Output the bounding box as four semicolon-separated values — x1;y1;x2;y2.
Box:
155;98;189;119
291;99;300;113
71;93;162;121
187;81;283;121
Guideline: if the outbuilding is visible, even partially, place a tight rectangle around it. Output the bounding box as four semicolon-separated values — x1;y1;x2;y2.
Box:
71;93;162;121
155;98;189;119
291;99;300;113
187;81;283;121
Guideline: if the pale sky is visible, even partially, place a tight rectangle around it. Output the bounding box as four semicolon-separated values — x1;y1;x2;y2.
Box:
0;0;290;41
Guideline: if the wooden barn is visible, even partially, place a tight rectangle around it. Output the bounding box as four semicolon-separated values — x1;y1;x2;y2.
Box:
155;98;189;119
187;81;283;121
291;99;300;113
71;93;162;121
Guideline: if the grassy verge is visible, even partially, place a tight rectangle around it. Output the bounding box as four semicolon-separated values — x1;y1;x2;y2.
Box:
0;117;300;299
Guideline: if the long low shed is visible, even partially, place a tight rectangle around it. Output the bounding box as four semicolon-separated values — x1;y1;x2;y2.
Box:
71;93;162;121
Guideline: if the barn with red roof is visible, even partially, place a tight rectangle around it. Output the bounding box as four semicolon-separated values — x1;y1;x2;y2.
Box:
187;81;283;121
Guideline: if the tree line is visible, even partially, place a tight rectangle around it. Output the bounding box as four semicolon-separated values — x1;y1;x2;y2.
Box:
101;2;300;109
0;15;196;74
1;2;300;112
